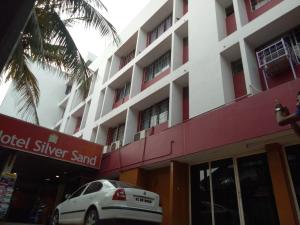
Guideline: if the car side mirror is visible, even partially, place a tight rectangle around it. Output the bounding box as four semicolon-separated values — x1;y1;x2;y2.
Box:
65;194;71;199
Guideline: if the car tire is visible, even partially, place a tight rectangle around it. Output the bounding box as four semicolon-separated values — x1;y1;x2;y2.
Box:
85;208;100;225
51;211;59;225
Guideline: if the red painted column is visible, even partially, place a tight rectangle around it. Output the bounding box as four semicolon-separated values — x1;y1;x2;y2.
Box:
182;87;189;121
266;143;298;225
183;0;188;15
182;38;189;64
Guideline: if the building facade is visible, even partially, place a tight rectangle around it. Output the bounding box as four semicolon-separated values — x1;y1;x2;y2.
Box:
2;0;300;225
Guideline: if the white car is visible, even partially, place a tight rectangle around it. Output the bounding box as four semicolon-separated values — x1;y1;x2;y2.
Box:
52;179;162;225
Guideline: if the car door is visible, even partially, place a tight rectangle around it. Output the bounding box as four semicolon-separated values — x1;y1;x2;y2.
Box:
59;184;87;224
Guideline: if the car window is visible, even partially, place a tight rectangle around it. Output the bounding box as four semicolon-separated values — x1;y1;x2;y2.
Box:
70;185;87;199
83;182;103;195
108;180;138;189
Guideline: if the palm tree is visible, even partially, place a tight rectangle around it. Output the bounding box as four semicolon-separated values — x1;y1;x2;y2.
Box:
2;0;119;125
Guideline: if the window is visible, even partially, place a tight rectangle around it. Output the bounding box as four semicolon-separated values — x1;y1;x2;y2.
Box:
140;99;169;130
144;51;171;82
250;0;272;11
225;5;234;17
84;182;103;195
107;123;125;145
190;154;280;225
183;37;189;63
70;185;87;199
120;49;135;69
148;14;173;45
183;0;188;15
109;180;138;189
74;117;82;134
231;59;243;75
115;82;131;103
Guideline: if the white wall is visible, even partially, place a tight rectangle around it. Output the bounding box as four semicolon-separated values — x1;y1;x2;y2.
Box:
189;0;226;118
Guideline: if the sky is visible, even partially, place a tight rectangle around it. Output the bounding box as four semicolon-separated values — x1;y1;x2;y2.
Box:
0;0;150;105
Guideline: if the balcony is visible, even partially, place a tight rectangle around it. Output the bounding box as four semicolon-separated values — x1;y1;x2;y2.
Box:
256;38;299;89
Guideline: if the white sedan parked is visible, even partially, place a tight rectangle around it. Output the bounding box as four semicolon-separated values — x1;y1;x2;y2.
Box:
52;179;162;225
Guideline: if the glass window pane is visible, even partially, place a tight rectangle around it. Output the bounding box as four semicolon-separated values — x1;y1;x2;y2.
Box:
70;185;87;198
237;154;279;225
191;163;213;225
286;145;300;207
150;29;157;43
117;124;125;142
165;14;173;30
157;22;165;37
145;65;154;82
112;127;118;142
211;159;240;225
141;108;151;130
124;82;130;97
84;182;103;195
159;111;168;124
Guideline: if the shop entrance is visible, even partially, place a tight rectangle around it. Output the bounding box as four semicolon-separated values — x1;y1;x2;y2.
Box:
1;149;98;224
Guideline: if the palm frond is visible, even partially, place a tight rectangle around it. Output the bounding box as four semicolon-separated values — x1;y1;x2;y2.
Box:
41;10;92;95
57;0;120;45
5;42;40;125
3;0;119;122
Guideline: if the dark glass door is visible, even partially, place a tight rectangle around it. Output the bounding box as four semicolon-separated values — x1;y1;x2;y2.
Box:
286;145;300;209
237;153;279;225
191;163;212;225
211;159;240;225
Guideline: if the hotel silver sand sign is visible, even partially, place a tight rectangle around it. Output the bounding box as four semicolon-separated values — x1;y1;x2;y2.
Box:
0;114;103;169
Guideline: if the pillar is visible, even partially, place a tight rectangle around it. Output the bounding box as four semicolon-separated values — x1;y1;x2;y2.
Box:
266;143;298;225
119;168;145;187
169;161;189;225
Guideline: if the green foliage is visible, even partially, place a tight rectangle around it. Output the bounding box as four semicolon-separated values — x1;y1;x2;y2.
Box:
2;0;119;124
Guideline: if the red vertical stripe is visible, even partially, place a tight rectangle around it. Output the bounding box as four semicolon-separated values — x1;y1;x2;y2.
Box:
182;38;189;64
182;87;189;121
183;0;188;15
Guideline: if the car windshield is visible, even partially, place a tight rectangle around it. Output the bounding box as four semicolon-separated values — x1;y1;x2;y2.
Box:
108;180;139;189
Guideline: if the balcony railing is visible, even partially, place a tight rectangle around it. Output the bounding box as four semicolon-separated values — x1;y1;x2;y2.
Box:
256;38;298;89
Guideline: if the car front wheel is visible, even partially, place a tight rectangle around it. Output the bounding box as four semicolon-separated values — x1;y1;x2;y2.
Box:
85;208;99;225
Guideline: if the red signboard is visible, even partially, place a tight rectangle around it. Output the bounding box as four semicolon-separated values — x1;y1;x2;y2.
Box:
0;114;103;169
